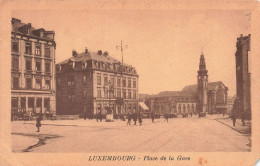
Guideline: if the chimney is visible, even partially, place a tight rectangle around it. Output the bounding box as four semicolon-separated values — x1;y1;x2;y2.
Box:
240;34;243;37
85;47;88;54
103;51;109;57
72;50;77;57
98;50;102;55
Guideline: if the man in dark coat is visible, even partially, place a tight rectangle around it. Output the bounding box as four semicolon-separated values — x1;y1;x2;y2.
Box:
133;111;137;125
127;113;132;125
151;112;155;123
164;113;169;122
138;112;143;126
36;115;41;132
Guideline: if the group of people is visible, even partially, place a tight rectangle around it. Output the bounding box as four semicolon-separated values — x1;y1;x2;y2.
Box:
127;111;143;126
230;97;246;127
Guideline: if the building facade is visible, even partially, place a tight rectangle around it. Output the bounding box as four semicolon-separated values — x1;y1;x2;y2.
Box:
147;52;228;115
56;48;139;116
235;34;251;118
11;18;56;117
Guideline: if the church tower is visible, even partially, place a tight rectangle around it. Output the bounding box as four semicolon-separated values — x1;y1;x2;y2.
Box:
197;51;208;113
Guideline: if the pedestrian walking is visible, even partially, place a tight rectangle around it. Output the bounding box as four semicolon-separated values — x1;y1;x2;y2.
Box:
164;113;168;122
127;113;132;125
241;112;245;126
36;114;41;132
84;113;87;120
138;112;143;126
133;111;137;125
99;111;102;122
151;111;155;123
231;113;236;126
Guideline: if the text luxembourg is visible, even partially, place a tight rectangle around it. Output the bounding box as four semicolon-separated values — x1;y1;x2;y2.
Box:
89;156;136;161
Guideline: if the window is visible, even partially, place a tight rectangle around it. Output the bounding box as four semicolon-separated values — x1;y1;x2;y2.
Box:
57;78;61;85
128;78;131;88
67;76;74;86
133;90;136;99
83;89;87;98
26;60;32;70
117;77;121;87
35;45;41;56
117;89;121;98
97;74;101;85
36;61;41;71
110;77;114;85
123;77;126;87
45;80;50;90
25;42;32;54
104;75;108;85
45;46;50;57
36;79;42;89
128;90;131;99
45;62;50;73
12;40;19;52
12;56;19;70
216;90;225;104
26;78;32;89
11;97;18;109
123;89;126;99
12;77;19;89
97;88;101;98
44;98;50;111
83;75;87;83
36;98;42;108
110;90;114;98
104;89;108;98
133;79;136;88
28;97;34;110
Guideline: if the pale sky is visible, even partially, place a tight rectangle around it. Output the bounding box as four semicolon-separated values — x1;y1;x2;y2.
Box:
12;9;250;96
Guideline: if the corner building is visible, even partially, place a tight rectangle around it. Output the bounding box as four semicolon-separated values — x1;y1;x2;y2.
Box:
235;34;251;118
56;48;139;116
11;18;56;115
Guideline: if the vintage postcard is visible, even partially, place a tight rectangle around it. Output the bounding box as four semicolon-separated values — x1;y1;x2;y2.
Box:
0;0;260;165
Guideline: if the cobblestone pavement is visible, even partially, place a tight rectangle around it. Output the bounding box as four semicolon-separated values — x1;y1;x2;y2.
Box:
12;117;251;152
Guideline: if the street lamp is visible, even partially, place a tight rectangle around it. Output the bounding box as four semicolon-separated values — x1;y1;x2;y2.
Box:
103;80;114;122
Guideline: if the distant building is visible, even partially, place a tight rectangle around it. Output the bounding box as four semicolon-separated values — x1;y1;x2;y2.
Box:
56;48;139;116
235;34;251;118
146;52;228;115
227;95;236;115
11;18;56;118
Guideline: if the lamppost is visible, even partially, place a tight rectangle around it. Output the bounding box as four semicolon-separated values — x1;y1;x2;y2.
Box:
103;80;114;122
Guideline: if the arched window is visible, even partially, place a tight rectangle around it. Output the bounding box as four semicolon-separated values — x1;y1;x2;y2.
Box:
192;104;195;113
187;104;190;113
216;90;225;104
178;104;181;113
183;104;186;113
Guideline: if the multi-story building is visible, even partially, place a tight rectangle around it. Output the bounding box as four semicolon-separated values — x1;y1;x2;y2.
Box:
11;18;56;118
147;52;228;115
56;48;139;116
235;34;251;118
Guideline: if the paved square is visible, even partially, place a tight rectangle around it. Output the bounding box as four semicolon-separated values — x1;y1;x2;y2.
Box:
12;117;251;152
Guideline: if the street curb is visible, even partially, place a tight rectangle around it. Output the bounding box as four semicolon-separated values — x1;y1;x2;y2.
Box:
214;119;249;134
23;122;80;127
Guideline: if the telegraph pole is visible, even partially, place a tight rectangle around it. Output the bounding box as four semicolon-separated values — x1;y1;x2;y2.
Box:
116;40;128;114
116;40;128;76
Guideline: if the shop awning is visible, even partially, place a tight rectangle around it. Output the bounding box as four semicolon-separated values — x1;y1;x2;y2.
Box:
139;102;149;111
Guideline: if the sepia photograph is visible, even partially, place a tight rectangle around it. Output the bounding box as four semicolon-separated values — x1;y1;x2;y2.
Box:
10;9;252;153
1;0;260;165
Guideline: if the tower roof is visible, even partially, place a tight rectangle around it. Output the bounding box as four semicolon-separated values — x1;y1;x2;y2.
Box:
198;51;208;74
